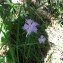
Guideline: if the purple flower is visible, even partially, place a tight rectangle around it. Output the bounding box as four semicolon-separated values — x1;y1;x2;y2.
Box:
38;35;46;43
22;19;39;35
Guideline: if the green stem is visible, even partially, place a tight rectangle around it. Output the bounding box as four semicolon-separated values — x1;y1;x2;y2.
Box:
16;5;22;63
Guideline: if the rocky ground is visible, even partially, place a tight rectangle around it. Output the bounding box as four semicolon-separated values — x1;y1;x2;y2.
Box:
45;20;63;63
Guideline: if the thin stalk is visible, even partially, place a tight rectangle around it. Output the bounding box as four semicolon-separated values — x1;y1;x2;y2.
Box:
16;5;22;63
19;43;38;47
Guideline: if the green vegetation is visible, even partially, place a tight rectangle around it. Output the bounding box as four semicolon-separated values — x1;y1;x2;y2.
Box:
0;0;63;63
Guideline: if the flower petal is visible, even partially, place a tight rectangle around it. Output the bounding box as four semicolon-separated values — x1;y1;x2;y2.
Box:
26;19;33;25
26;28;32;34
41;35;44;39
32;22;39;27
22;19;39;35
38;35;46;43
31;27;38;33
22;24;29;30
38;38;42;43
